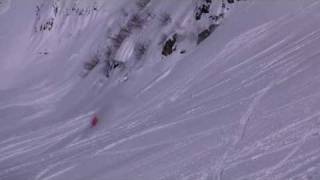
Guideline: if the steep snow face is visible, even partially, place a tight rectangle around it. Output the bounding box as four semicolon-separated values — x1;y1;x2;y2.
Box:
1;0;320;180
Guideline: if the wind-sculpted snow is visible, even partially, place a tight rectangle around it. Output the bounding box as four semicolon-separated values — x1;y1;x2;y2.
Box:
1;0;320;180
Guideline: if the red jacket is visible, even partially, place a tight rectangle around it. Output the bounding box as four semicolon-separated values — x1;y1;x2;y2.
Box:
91;116;98;127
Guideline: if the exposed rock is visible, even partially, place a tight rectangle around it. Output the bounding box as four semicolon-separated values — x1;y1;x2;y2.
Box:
162;34;177;56
195;0;212;20
197;24;218;44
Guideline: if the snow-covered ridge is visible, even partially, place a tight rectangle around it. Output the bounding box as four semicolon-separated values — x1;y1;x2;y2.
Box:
30;0;241;80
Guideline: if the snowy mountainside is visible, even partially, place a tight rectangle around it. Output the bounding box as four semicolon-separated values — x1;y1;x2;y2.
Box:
1;0;320;180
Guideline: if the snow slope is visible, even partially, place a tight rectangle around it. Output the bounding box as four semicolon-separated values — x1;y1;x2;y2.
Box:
1;0;320;180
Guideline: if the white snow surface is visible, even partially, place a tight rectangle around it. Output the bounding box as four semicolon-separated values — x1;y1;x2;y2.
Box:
1;0;320;180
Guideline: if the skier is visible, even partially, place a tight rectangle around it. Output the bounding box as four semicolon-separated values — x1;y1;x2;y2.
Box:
90;115;98;127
